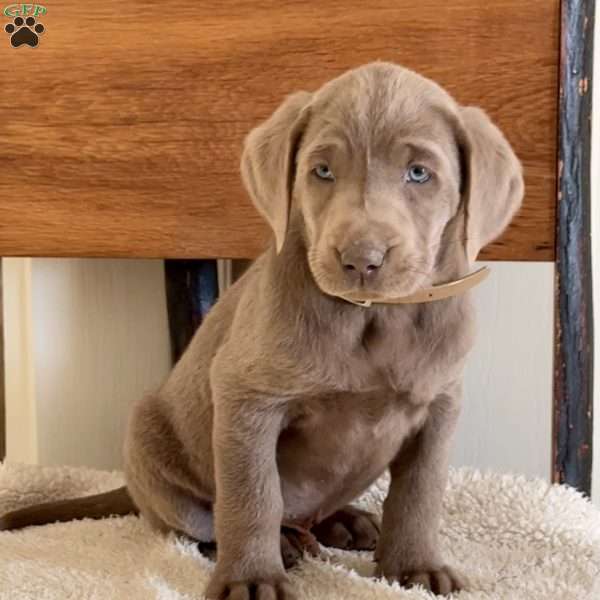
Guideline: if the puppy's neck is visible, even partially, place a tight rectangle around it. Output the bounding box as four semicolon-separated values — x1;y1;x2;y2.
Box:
265;222;470;324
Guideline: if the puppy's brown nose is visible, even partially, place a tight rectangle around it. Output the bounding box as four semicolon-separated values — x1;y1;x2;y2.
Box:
340;243;386;277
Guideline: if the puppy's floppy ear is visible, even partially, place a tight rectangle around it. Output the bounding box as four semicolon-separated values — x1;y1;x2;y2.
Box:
241;91;312;253
458;107;524;262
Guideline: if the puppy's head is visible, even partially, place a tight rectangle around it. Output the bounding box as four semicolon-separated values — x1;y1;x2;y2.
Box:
242;63;523;300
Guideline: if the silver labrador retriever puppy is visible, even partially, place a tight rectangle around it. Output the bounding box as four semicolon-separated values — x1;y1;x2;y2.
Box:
0;62;523;599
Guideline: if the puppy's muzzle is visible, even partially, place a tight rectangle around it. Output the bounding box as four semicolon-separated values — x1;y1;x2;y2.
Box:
339;241;387;281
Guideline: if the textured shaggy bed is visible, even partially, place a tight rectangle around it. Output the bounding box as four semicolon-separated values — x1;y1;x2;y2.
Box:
1;462;599;599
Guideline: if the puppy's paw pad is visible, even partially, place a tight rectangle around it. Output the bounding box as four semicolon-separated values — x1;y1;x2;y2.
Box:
312;506;380;551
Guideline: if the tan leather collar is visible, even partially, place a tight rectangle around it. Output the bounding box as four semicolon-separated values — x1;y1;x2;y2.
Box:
338;266;490;307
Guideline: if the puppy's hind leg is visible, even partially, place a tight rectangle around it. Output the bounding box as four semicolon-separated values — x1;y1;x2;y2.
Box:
128;477;215;544
280;525;320;569
171;496;215;545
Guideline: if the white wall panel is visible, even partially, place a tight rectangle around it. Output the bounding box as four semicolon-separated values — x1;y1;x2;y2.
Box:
453;262;554;481
4;258;171;470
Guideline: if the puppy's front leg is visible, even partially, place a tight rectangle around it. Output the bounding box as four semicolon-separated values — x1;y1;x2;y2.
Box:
207;392;295;600
377;393;466;596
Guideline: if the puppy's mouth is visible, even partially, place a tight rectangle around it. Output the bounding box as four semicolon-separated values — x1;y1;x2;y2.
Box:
342;262;420;288
308;248;430;302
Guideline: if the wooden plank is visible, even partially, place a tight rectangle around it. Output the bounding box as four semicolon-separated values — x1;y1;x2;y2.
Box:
0;1;558;260
553;0;595;495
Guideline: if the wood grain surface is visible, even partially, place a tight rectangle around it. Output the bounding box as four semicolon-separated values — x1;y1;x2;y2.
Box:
0;1;559;260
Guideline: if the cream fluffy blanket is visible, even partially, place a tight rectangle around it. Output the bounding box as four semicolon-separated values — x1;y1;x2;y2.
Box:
1;462;599;599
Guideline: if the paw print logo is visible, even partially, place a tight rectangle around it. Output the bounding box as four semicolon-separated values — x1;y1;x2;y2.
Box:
5;16;45;48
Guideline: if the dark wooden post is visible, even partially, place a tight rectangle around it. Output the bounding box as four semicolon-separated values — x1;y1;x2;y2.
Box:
0;262;5;460
553;0;595;494
164;260;219;364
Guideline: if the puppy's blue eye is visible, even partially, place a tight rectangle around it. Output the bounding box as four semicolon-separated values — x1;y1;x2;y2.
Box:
313;164;335;181
406;165;431;184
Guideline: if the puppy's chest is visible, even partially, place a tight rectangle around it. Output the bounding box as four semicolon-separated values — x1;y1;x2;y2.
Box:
347;307;473;397
279;391;424;518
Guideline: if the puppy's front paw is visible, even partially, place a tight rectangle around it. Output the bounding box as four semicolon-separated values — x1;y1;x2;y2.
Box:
206;574;296;600
380;564;466;596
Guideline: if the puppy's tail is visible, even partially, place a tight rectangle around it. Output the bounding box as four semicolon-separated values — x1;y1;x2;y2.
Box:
0;486;138;531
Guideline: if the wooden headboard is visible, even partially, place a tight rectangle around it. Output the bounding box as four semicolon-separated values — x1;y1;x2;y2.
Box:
0;1;594;494
0;0;558;260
